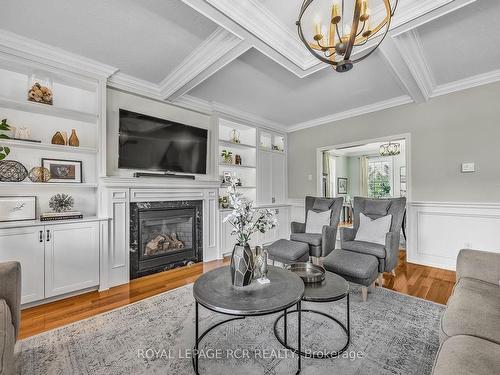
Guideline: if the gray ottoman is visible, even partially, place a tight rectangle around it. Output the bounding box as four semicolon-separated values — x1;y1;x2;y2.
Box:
266;239;309;265
323;249;379;302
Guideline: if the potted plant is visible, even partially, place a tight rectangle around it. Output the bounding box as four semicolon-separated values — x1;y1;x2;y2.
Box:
0;119;11;161
221;149;233;164
224;178;277;286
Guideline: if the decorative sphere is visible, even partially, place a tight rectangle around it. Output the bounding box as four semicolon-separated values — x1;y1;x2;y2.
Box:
49;193;74;213
28;167;51;183
0;160;28;182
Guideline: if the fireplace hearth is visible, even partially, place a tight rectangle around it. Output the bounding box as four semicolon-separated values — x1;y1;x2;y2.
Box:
130;200;203;279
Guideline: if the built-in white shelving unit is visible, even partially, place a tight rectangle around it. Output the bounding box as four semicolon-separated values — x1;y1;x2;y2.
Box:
0;54;105;216
217;116;290;257
217;118;258;203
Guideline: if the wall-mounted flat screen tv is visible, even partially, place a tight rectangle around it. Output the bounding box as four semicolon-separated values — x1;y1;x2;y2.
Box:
118;109;208;174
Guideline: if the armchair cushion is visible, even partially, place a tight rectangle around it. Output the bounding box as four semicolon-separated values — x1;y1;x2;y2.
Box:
364;199;391;216
354;213;392;245
305;209;331;234
291;221;306;234
342;240;386;258
290;233;322;247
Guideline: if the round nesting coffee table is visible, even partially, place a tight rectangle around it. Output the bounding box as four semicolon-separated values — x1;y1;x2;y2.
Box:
192;266;305;374
273;271;350;359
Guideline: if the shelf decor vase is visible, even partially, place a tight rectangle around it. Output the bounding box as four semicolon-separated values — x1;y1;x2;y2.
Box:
68;129;79;147
51;132;65;145
230;243;254;287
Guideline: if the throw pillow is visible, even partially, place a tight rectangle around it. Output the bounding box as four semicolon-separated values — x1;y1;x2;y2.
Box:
305;209;331;234
354;213;392;245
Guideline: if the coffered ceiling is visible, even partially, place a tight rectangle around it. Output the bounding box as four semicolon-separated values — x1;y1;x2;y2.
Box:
1;0;498;132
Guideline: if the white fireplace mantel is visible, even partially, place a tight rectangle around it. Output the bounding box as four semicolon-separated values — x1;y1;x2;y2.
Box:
101;179;220;288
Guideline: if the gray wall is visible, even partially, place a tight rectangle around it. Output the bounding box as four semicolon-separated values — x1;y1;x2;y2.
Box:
288;82;500;202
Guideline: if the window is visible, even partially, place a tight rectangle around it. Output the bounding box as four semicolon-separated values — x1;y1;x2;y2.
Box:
368;157;393;198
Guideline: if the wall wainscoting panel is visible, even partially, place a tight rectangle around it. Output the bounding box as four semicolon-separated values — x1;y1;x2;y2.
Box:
407;201;500;270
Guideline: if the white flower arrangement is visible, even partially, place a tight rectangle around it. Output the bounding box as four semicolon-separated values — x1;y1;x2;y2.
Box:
223;178;278;245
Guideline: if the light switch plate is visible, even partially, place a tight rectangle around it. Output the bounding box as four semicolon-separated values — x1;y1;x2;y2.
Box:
461;163;475;173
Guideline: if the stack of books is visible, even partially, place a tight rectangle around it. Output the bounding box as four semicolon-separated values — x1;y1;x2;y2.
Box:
40;211;83;221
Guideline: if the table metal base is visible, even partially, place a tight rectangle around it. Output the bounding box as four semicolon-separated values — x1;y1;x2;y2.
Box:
273;293;350;359
193;300;303;374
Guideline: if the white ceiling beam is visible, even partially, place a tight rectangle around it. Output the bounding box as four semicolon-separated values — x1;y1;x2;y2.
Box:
165;38;251;101
379;37;427;103
160;27;244;100
393;29;436;99
180;0;315;78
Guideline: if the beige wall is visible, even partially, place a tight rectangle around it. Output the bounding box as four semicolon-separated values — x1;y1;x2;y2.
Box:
288;82;500;202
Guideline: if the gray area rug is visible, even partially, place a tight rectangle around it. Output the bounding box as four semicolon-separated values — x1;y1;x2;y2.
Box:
16;284;444;375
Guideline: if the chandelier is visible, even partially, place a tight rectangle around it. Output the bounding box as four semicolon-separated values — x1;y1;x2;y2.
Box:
379;142;400;156
296;0;398;72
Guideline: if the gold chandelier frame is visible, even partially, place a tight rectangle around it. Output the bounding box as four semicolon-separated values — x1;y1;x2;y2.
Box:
296;0;398;72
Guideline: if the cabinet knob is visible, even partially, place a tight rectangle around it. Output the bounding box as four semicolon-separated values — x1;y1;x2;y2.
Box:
46;229;50;242
39;230;43;243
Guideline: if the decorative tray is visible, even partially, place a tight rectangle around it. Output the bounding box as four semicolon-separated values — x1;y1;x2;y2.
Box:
287;263;326;284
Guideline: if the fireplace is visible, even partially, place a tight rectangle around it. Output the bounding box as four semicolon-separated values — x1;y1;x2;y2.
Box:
130;200;203;279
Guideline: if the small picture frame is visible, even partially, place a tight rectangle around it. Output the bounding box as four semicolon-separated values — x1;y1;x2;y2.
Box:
42;158;82;183
400;166;407;183
337;177;348;194
222;171;232;184
0;196;36;222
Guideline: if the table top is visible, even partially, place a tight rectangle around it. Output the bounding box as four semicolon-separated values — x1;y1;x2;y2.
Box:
193;266;304;316
301;272;349;302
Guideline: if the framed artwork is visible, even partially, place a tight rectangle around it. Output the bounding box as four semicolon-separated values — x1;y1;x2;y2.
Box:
42;158;82;183
0;196;36;222
400;166;407;183
222;171;232;184
337;177;348;194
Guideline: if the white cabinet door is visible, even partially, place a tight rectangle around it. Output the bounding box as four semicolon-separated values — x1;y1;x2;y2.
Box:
45;222;100;298
275;207;290;240
219;212;234;256
258;151;273;205
271;153;286;204
0;226;45;304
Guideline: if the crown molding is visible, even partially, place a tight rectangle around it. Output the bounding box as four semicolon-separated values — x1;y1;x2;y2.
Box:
431;69;500;98
107;72;163;100
171;94;213;115
288;95;413;132
0;29;118;79
160;27;243;100
211;100;287;132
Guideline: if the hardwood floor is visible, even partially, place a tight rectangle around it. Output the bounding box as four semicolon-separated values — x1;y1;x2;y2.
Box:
19;251;455;340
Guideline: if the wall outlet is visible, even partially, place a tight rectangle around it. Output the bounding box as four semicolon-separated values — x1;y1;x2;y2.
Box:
307;174;313;181
464;242;472;249
461;163;475;173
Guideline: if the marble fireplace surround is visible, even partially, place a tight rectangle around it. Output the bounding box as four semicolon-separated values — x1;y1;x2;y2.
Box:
101;178;219;289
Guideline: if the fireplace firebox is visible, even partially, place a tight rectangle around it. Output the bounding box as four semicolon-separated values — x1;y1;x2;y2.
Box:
130;200;202;279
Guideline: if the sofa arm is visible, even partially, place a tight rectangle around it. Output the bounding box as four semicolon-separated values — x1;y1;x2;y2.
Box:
456;249;500;285
0;261;21;339
339;227;356;248
385;231;400;272
322;225;338;257
291;221;306;234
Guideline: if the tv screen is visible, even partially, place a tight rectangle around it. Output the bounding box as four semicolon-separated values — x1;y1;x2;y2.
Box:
118;109;208;174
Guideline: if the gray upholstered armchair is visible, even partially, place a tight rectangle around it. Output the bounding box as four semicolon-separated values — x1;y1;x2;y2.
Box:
0;261;21;375
290;196;344;259
340;197;406;277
